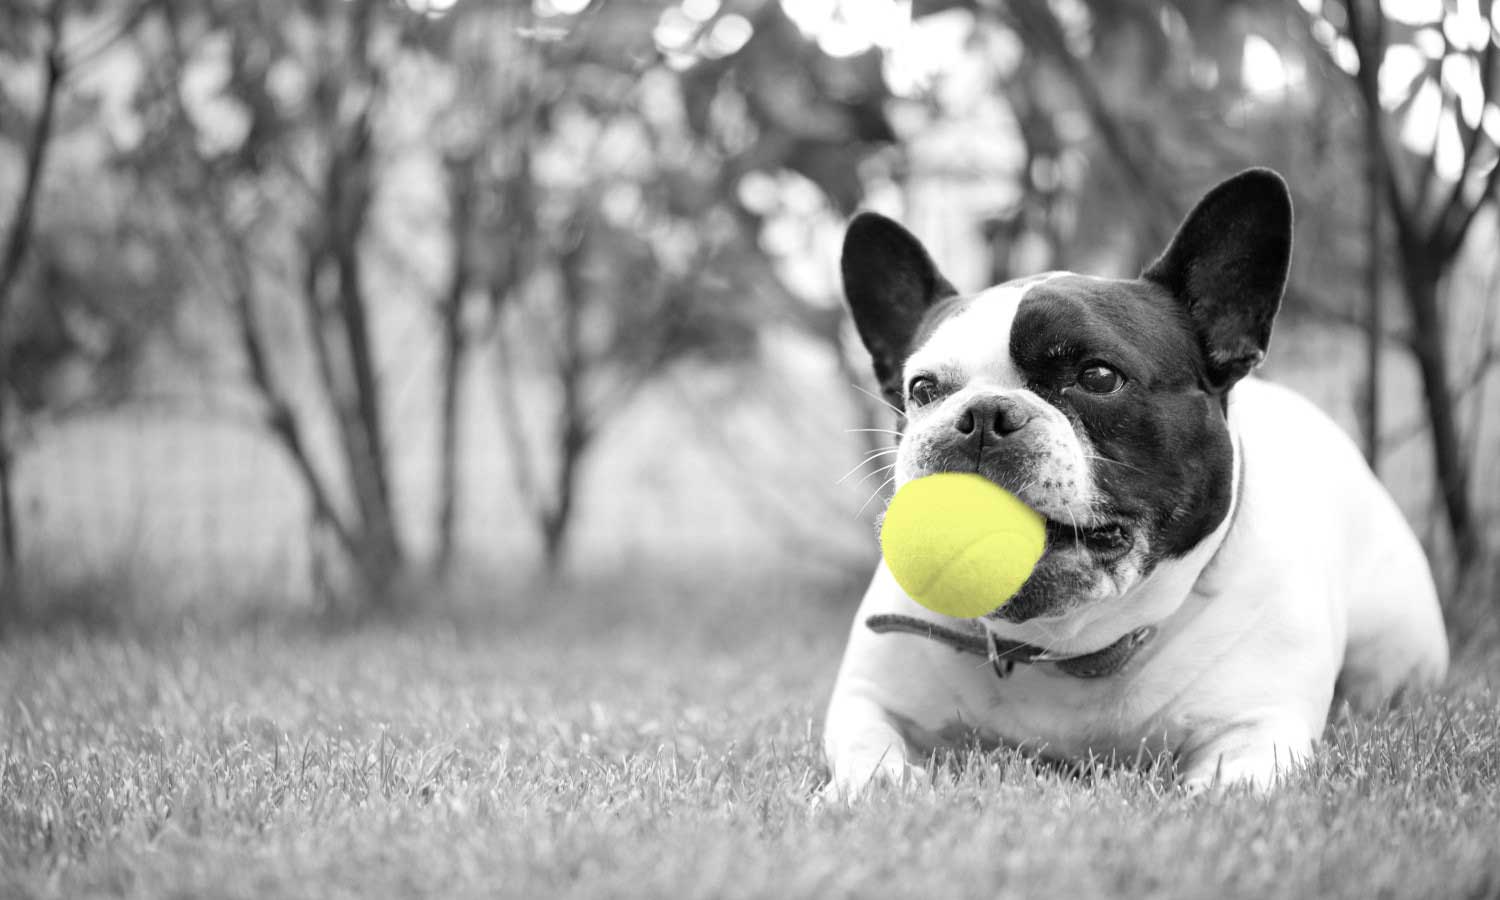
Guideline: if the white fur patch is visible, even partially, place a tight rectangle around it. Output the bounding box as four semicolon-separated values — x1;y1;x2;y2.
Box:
895;273;1097;525
903;275;1063;391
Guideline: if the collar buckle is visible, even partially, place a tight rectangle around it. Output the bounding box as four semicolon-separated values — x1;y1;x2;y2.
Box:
986;629;1017;679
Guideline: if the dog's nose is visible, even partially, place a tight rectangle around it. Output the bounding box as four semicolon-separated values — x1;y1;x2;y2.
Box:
954;395;1032;441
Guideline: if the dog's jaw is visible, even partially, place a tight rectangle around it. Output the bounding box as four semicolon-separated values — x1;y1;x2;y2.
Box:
981;430;1241;655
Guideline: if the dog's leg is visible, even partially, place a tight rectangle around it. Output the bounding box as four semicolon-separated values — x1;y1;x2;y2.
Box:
1177;718;1313;792
822;689;927;800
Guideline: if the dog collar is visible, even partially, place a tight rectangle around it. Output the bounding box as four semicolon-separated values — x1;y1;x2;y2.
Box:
864;613;1155;679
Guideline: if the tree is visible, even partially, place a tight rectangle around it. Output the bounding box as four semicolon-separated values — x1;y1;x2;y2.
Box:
1328;0;1500;568
422;2;539;577
917;0;1496;569
456;0;887;570
128;0;428;607
0;0;67;590
0;0;158;616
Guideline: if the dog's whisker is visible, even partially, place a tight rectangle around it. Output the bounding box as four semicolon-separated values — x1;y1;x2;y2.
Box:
1082;453;1149;476
856;474;898;517
850;462;897;490
851;383;905;418
835;448;900;485
846;427;905;437
1030;616;1069;650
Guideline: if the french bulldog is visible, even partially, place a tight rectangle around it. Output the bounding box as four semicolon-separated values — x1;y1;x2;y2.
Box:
823;168;1449;796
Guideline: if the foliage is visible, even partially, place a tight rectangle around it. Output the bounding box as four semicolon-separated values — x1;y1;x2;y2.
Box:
904;0;1500;568
0;0;1496;599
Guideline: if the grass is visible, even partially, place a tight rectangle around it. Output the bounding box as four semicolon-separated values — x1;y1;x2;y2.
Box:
3;559;1499;899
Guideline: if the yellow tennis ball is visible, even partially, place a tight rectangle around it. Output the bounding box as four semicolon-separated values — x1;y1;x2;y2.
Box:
880;472;1046;619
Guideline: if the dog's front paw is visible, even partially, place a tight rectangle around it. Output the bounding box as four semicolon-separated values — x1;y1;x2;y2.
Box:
821;754;929;804
822;692;928;802
1178;721;1312;793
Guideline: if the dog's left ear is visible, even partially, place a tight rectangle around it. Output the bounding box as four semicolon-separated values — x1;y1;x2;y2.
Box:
842;212;958;410
1143;168;1293;392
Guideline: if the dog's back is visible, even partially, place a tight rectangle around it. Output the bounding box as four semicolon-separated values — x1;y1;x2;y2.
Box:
1229;378;1448;710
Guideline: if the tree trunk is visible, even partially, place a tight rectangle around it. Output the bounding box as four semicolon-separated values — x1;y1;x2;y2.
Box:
329;126;403;580
539;235;592;575
1361;135;1383;469
0;4;65;307
311;3;404;608
0;394;16;624
334;240;399;562
540;422;585;574
1006;0;1179;250
0;395;14;565
433;158;477;577
232;276;360;570
433;283;469;576
1399;254;1479;568
0;1;67;587
302;104;404;607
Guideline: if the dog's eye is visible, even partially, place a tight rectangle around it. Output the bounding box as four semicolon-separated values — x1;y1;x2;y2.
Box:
907;376;939;406
1077;363;1124;394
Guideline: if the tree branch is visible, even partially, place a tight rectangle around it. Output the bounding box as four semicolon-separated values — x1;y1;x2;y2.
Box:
1435;33;1497;241
1409;23;1458;225
998;0;1179;248
151;0;363;565
0;0;68;319
489;292;543;519
1383;343;1500;447
150;177;362;563
1439;152;1500;258
60;0;150;70
234;283;360;562
1284;285;1415;350
1339;0;1416;245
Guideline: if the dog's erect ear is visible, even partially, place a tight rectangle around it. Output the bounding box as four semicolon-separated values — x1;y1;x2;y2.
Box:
1143;168;1293;392
841;212;957;409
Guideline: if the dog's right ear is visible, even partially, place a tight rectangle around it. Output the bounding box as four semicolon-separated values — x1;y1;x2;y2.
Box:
1142;168;1293;392
841;212;957;410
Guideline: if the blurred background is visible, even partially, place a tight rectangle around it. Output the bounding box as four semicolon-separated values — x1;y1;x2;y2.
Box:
0;0;1497;627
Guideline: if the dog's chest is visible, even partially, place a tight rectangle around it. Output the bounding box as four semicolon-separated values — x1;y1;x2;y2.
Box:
897;639;1206;762
980;661;1187;758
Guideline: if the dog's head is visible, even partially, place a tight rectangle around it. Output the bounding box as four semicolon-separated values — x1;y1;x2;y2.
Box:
843;169;1292;633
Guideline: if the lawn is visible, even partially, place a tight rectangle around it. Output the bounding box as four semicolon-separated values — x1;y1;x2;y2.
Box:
2;559;1499;899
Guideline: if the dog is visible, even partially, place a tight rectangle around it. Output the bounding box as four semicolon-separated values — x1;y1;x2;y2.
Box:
823;168;1449;796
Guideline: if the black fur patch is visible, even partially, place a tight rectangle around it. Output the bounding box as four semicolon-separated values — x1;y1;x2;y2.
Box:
1142;168;1292;391
1009;275;1235;563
